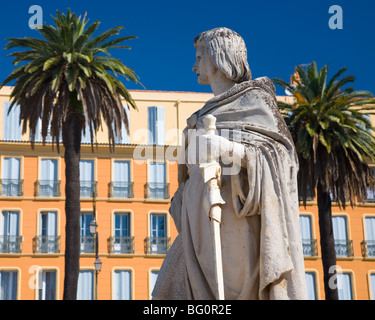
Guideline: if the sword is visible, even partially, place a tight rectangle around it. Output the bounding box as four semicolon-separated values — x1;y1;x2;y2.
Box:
200;114;225;300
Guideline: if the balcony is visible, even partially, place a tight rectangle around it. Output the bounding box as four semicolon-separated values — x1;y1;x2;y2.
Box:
361;240;375;258
109;181;134;199
0;179;23;197
108;236;134;254
80;181;97;198
80;235;95;253
334;240;354;257
0;235;22;253
145;237;171;254
33;236;60;253
145;183;170;200
302;239;318;257
35;180;61;197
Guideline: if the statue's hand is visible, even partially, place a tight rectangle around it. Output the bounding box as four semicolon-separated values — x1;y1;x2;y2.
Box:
198;134;237;164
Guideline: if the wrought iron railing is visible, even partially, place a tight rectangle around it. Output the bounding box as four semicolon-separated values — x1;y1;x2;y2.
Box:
145;237;171;254
0;179;23;197
80;181;97;198
0;236;22;253
334;240;354;257
302;239;318;257
80;235;95;253
35;180;61;197
361;240;375;258
145;183;170;199
109;181;134;198
33;236;60;253
108;236;134;254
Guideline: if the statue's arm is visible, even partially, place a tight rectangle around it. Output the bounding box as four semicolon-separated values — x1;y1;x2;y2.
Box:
230;144;262;218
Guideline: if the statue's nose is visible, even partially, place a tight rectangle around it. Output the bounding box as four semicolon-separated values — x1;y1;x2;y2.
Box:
192;62;198;72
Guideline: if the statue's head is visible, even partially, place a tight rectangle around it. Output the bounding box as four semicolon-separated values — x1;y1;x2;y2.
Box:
193;27;251;83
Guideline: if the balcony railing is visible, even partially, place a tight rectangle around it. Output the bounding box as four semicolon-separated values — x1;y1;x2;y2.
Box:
80;235;95;253
0;179;23;197
33;236;60;253
35;180;61;197
361;240;375;258
109;181;134;199
145;237;171;254
334;240;354;257
80;181;97;198
108;236;134;254
145;183;170;200
0;236;22;253
302;239;318;257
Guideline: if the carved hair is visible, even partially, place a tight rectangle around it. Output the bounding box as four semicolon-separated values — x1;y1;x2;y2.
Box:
194;27;252;83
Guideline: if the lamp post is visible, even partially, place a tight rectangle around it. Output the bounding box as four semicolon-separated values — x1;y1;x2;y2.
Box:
89;192;101;300
89;218;101;300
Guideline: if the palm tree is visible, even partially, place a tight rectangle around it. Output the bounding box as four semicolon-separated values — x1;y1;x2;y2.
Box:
274;62;375;300
0;9;141;299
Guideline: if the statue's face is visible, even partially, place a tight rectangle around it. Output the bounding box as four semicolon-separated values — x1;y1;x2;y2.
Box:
192;45;217;85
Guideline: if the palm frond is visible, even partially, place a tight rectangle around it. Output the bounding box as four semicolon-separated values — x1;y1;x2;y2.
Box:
275;61;375;207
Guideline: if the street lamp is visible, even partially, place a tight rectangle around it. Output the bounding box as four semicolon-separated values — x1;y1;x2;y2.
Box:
89;219;98;236
89;218;100;300
90;191;100;300
94;257;102;272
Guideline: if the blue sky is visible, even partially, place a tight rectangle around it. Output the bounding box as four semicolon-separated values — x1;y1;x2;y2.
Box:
0;0;374;95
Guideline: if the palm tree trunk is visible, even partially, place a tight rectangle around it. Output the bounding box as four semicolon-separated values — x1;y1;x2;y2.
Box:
62;111;82;300
317;182;338;300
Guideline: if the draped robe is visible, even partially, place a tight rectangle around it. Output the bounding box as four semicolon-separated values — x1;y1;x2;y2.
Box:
152;77;307;300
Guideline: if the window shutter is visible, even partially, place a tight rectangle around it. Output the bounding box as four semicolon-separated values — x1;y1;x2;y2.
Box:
305;272;317;300
3;102;21;141
148;106;165;145
113;270;131;300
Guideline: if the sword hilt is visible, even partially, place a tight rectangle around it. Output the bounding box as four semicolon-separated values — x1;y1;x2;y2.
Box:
202;114;216;136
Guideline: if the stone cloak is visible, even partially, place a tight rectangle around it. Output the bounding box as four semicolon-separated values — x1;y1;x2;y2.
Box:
152;77;307;300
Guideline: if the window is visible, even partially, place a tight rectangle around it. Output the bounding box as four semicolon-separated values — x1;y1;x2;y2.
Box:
37;270;56;300
3;102;21;141
1;157;22;197
0;270;18;300
111;212;133;254
111;161;132;198
80;213;94;253
299;215;317;256
149;270;159;299
332;215;353;257
114;106;130;144
147;214;169;254
81;124;92;144
337;272;353;300
34;118;53;142
38;159;60;197
113;270;132;300
35;211;59;253
367;168;375;202
147;162;169;199
79;160;96;197
77;270;93;300
363;217;375;257
148;106;165;145
370;273;375;300
305;272;317;300
0;211;21;253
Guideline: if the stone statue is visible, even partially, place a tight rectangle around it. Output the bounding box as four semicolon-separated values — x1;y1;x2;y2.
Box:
152;27;307;300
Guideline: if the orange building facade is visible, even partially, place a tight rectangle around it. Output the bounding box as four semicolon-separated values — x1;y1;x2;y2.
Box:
0;86;374;300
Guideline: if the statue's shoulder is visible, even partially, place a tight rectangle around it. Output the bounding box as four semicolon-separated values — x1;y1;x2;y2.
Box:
252;76;276;96
235;77;276;102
